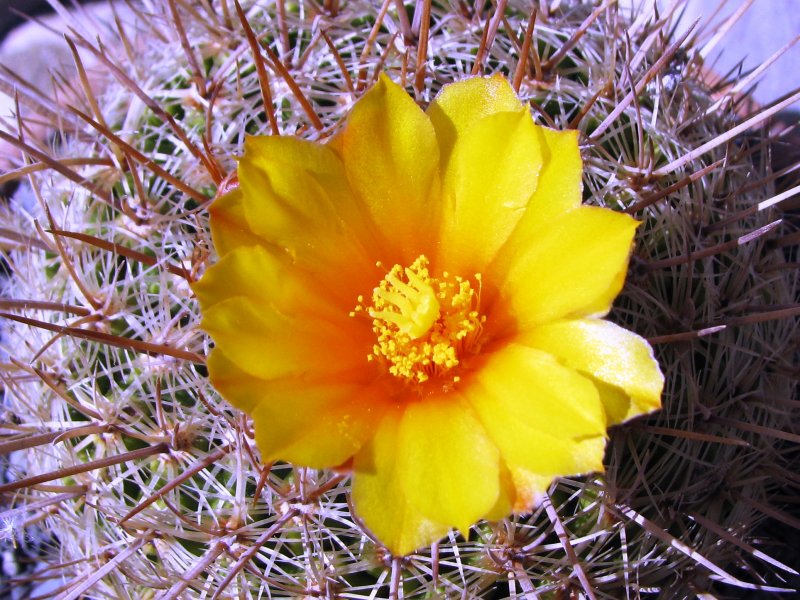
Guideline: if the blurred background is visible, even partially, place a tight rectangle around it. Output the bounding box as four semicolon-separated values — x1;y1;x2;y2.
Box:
650;0;799;106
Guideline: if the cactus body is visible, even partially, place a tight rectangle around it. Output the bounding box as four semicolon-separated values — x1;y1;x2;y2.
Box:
1;1;798;597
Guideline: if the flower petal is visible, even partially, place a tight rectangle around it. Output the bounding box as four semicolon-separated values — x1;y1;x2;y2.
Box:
237;134;378;294
193;245;341;319
515;127;583;227
200;296;362;381
206;349;260;414
505;466;553;513
352;411;452;556
352;399;501;554
428;74;525;168
399;396;500;532
498;206;639;327
253;383;387;469
465;344;607;502
483;460;515;520
195;247;370;380
506;455;612;513
488;127;583;278
208;350;386;468
469;343;607;439
208;188;268;257
340;74;441;260
437;110;542;273
239;135;367;243
523;319;663;424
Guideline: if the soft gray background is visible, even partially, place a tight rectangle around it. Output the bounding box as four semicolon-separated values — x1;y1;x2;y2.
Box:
621;0;800;106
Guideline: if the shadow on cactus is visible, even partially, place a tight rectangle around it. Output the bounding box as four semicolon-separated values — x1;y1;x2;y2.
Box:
1;1;798;598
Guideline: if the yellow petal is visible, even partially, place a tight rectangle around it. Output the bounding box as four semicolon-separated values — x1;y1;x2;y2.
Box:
488;127;583;278
510;439;606;514
470;343;606;440
483;460;515;520
465;344;607;488
253;383;387;469
208;350;386;468
193;245;341;318
206;349;260;414
523;319;663;424
502;433;604;515
194;246;371;382
499;206;639;327
208;188;269;257
237;134;378;293
437;110;542;273
352;412;452;556
428;74;525;168
239;135;367;244
200;295;364;381
575;261;629;319
517;127;583;226
591;379;636;426
399;396;500;532
340;74;441;260
506;467;551;513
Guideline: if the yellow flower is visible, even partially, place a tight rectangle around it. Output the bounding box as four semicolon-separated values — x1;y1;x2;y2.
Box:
194;74;664;555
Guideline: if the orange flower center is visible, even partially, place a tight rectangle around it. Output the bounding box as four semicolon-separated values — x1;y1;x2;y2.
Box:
352;255;485;384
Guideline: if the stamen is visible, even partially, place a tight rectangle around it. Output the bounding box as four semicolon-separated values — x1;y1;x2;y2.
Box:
370;260;440;339
354;255;485;384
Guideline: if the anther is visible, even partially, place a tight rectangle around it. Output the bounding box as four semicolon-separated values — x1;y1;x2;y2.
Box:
355;255;485;385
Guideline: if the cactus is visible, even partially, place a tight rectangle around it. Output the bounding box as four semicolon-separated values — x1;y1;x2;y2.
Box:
1;0;798;597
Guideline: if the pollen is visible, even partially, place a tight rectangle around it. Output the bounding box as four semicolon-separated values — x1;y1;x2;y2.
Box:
354;255;485;384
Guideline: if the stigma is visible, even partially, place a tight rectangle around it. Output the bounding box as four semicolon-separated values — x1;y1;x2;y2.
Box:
353;255;485;384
